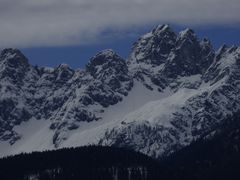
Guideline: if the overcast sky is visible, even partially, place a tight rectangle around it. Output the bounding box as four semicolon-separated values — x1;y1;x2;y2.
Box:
0;0;240;48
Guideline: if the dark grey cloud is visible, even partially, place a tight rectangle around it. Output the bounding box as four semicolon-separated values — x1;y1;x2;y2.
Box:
0;0;239;48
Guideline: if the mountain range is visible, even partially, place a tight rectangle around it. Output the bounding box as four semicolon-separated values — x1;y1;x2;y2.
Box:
0;24;240;159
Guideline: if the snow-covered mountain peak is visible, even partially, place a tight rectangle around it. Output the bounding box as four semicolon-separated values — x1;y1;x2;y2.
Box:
87;49;122;68
153;24;170;31
0;48;29;68
152;24;175;36
0;48;23;58
57;63;71;70
128;24;176;67
200;38;213;51
215;45;239;61
176;28;198;49
128;25;214;91
0;48;33;85
54;63;74;82
96;49;116;56
86;49;128;79
218;44;228;52
178;28;196;39
87;49;118;65
0;25;240;160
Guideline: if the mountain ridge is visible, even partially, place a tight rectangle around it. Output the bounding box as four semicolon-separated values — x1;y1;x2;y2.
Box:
0;25;240;159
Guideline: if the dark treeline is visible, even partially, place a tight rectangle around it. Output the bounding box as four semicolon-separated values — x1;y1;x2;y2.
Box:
0;145;170;180
1;113;240;180
164;111;240;180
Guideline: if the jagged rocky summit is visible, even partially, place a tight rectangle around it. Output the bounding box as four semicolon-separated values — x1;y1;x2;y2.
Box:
0;25;240;159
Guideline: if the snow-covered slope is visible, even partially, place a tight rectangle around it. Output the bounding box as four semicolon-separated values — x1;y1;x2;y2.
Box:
0;25;240;159
0;81;170;156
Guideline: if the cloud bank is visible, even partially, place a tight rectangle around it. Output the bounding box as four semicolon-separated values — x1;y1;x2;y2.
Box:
0;0;239;48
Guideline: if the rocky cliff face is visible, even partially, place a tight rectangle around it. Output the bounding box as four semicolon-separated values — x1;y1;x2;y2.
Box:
99;27;240;158
0;25;240;159
0;48;132;147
